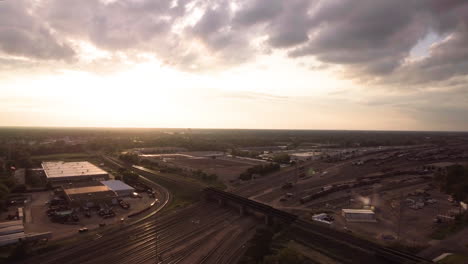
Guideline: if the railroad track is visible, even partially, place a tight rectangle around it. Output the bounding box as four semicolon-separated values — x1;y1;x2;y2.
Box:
18;156;177;264
205;222;257;264
112;209;237;264
292;219;432;263
30;202;206;264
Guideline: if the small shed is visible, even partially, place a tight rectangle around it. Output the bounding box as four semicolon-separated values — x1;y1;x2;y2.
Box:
342;209;376;222
101;180;135;197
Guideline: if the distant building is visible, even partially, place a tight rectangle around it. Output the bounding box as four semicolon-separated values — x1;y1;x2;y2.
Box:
0;218;51;246
342;209;376;222
42;161;109;184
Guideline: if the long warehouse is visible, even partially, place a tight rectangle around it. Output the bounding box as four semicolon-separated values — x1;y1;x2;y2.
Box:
42;161;109;183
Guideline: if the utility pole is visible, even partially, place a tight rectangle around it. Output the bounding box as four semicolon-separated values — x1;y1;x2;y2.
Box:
397;192;403;241
295;162;298;184
155;234;160;264
212;155;217;179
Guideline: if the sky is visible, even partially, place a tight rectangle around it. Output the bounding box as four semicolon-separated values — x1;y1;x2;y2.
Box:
0;0;468;131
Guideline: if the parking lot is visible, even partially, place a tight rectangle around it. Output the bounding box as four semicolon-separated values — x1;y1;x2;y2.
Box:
23;191;155;240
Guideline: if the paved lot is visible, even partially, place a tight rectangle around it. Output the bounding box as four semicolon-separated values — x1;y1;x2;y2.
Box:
23;191;155;240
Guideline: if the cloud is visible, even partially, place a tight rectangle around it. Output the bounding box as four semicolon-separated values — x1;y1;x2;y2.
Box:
289;0;430;75
233;0;283;27
0;0;467;88
284;0;468;87
0;0;75;60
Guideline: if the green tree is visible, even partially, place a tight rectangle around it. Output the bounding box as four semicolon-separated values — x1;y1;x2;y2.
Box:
122;171;139;183
436;165;468;202
272;153;290;164
119;153;140;164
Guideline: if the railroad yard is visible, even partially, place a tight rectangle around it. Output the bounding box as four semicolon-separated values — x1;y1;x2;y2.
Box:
24;203;258;264
232;141;468;252
4;130;468;264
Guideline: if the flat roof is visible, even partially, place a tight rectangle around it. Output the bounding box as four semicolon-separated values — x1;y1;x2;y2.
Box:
64;186;110;195
101;180;135;192
65;186;117;202
42;161;107;179
342;209;375;214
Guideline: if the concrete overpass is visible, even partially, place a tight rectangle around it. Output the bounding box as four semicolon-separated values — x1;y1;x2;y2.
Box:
203;187;432;264
204;187;297;225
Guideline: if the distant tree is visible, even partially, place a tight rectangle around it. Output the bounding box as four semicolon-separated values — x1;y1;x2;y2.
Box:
272;153;290;164
122;171;139;183
119;153;139;164
242;228;274;263
239;172;252;181
436;165;468;202
239;163;280;180
11;184;26;193
0;183;10;211
8;240;29;260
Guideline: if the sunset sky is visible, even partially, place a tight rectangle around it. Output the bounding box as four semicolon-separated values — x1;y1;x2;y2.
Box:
1;0;467;131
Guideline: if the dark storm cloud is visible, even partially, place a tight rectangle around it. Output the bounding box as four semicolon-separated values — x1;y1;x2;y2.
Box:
233;0;283;27
289;0;429;74
0;0;75;60
265;0;313;47
284;0;468;86
385;2;468;86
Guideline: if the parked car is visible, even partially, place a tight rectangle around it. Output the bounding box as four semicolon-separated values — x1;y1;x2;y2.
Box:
119;200;130;209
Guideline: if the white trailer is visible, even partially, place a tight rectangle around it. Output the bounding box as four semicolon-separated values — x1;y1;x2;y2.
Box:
342;209;377;222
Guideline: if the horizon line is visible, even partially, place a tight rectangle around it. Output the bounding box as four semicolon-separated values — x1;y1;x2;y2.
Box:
0;125;467;133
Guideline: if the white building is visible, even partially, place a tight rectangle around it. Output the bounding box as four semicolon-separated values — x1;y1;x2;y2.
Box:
342;209;376;222
42;161;109;183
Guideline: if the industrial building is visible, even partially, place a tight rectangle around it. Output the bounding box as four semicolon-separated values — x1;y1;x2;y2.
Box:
62;180;135;207
64;185;117;207
101;180;135;197
0;209;52;246
42;161;109;183
342;209;377;222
